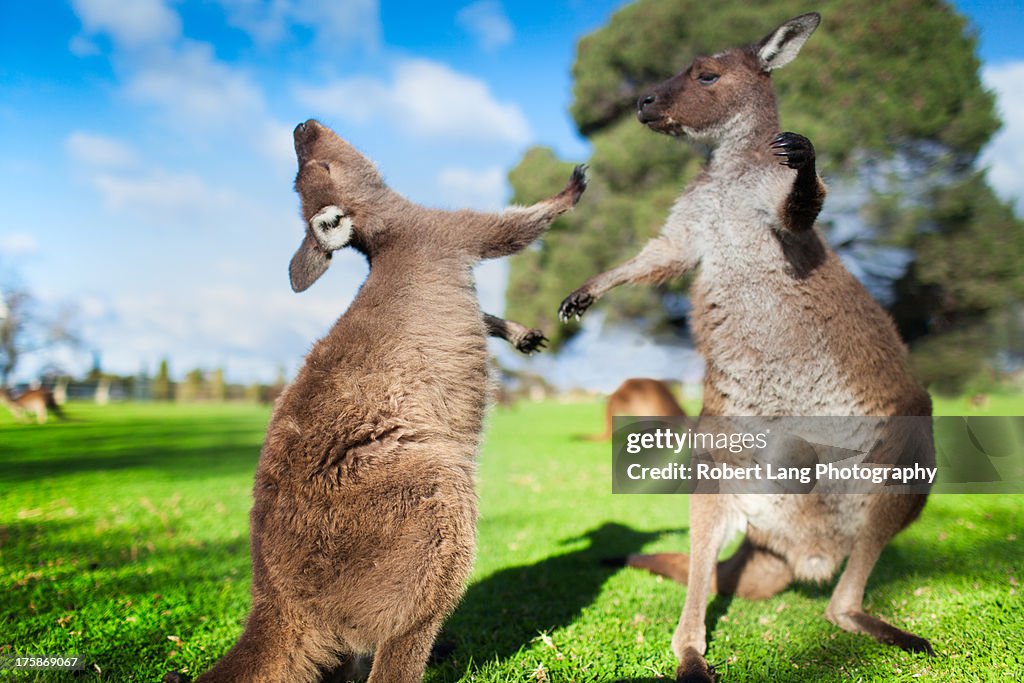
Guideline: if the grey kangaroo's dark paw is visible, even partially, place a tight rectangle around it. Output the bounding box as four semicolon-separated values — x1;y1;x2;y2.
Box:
894;632;935;656
558;289;594;323
771;132;815;169
515;329;549;355
676;648;715;682
562;164;589;205
675;651;716;679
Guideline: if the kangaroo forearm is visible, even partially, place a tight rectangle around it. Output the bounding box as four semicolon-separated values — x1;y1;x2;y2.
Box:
483;313;521;342
588;237;694;299
479;165;587;259
483;312;548;354
478;207;562;259
781;166;826;232
559;236;695;321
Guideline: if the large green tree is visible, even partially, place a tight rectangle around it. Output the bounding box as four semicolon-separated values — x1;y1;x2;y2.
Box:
505;0;1022;392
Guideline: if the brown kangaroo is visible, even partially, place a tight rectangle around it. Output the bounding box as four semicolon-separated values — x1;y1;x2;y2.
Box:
558;13;934;681
183;120;586;683
588;378;687;441
1;388;65;424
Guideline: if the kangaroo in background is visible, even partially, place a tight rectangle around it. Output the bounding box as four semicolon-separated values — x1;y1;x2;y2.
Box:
587;377;687;441
182;120;586;683
559;13;935;681
1;387;65;424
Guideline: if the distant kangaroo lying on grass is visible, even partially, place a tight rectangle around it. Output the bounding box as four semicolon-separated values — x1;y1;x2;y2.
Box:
558;13;935;681
587;378;687;441
185;120;586;683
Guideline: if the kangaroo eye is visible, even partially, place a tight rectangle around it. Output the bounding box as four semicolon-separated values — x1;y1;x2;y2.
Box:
697;72;720;85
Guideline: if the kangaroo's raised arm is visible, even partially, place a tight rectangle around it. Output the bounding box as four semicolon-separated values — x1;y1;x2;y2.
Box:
483;313;548;354
456;165;587;260
559;233;696;321
772;131;826;232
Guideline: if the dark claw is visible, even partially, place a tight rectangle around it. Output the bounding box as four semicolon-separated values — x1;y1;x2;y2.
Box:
897;633;936;656
563;164;589;205
516;329;549;355
770;131;815;170
558;290;594;323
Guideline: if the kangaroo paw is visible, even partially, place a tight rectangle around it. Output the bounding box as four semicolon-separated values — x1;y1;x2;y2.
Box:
770;132;815;170
676;647;715;682
515;329;549;355
559;164;589;206
558;289;594;323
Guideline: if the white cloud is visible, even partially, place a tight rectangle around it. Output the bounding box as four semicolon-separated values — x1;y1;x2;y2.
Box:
457;0;514;52
70;0;181;49
0;233;39;257
981;61;1024;215
125;42;265;127
92;170;238;215
70;0;293;171
216;0;380;51
437;166;507;210
66;132;139;168
68;35;100;57
296;59;531;144
75;248;370;381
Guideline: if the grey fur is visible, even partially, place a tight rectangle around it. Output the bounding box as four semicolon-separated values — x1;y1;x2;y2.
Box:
560;14;935;681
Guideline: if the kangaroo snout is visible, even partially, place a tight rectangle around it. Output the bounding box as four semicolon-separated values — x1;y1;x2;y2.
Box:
293;118;322;163
636;93;659;121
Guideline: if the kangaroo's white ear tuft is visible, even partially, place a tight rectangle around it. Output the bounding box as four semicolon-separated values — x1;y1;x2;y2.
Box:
309;205;353;251
289;233;332;293
755;13;820;72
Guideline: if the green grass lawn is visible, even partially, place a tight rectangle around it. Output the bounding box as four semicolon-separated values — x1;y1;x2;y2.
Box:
1;399;1022;681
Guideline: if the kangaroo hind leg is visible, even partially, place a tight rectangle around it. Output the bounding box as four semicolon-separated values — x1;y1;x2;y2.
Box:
192;605;333;683
366;617;443;683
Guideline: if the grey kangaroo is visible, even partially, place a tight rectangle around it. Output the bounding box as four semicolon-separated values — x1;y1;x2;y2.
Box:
185;119;586;683
558;13;935;681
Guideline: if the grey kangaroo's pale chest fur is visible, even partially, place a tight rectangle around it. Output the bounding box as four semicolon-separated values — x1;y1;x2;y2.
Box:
683;160;892;417
560;14;936;679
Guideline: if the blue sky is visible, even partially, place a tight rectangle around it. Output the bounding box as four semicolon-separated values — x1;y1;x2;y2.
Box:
1;1;1022;387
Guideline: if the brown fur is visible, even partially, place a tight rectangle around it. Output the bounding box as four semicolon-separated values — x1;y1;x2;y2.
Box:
587;378;687;441
559;14;935;680
185;120;586;683
1;388;64;424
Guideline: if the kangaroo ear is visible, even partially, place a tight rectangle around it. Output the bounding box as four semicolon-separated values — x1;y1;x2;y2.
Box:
755;12;820;72
289;233;331;293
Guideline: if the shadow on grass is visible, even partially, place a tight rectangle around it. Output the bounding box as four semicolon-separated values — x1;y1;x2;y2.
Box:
435;522;672;677
438;501;1024;681
0;426;263;483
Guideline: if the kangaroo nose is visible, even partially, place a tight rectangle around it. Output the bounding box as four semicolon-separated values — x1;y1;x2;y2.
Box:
638;94;656;111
